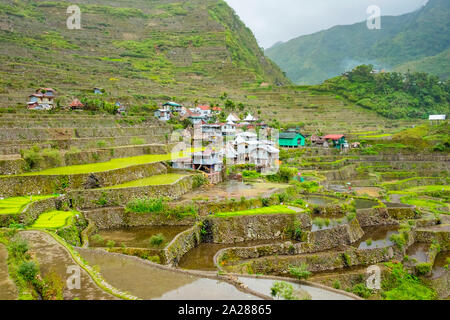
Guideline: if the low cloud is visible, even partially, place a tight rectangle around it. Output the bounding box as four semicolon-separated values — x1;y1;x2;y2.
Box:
225;0;429;48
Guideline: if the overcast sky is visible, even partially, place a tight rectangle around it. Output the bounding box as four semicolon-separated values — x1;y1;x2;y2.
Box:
224;0;429;48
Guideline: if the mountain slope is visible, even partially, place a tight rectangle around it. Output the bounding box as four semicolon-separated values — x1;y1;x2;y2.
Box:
265;0;450;84
0;0;289;107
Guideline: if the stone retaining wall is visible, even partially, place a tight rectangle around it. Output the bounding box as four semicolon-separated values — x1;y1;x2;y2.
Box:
68;174;197;209
83;206;196;230
356;208;399;227
0;161;167;197
163;223;202;267
206;213;311;244
222;245;395;276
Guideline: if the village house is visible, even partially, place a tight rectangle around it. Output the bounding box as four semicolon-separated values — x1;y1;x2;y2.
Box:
193;148;223;174
221;120;237;137
93;87;104;95
201;123;223;143
27;88;56;110
163;101;184;114
154;108;172;121
323;134;348;149
279;129;306;148
226;113;240;123
183;109;207;125
69;99;84;110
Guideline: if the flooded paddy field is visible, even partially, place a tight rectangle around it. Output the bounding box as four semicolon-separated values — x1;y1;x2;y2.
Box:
431;252;449;280
406;243;431;263
179;240;285;271
20;231;116;300
352;226;399;250
89;226;190;249
237;277;354;300
0;244;17;300
77;248;260;300
180;181;290;202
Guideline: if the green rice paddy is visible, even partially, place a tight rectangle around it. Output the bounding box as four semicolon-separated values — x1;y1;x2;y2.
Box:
103;173;188;190
1;149;201;178
31;210;77;229
214;205;297;218
0;195;56;215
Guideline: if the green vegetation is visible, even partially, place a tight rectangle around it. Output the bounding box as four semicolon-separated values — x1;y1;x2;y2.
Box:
103;173;187;190
125;197;197;219
289;264;311;280
3;151;200;177
382;262;436;300
214;205;297;218
270;281;297;300
149;234;166;248
31;210;77;229
0;195;56;215
316;66;449;119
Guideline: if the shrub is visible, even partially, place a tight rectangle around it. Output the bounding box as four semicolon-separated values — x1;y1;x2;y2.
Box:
8;238;29;258
96;140;107;148
149;234;166;247
270;281;297;300
106;240;116;248
352;283;373;299
289;264;311;280
20;145;43;170
41;271;64;300
18;261;38;282
91;234;104;245
130;137;145;145
333;280;341;290
126;197;165;213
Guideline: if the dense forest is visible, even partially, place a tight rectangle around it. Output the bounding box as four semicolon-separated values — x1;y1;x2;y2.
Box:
314;65;449;119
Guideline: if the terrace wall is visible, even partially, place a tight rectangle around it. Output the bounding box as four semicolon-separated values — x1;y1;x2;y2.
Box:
68;174;199;210
205;213;311;244
0;162;168;197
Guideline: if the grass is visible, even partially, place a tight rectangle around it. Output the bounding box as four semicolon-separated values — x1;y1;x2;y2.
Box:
389;185;450;195
2;150;201;177
401;197;448;214
0;195;56;215
31;210;77;229
214;205;297;218
359;133;393;139
102;173;188;190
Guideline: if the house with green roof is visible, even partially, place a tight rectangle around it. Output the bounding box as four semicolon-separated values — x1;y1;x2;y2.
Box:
279;130;306;148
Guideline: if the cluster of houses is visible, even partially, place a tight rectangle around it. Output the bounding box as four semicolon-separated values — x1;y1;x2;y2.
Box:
173;128;280;183
26;87;126;113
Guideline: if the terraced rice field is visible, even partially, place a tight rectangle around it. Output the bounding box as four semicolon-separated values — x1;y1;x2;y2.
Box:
0;195;56;215
214;205;299;218
31;210;77;229
103;173;189;190
3;151;200;177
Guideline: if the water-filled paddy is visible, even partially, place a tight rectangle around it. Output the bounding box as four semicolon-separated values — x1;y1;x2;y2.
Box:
178;240;283;271
303;195;338;206
406;243;430;263
353;226;399;249
237;277;354;300
77;249;260;300
431;252;449;280
354;199;379;209
180;180;290;202
89;226;190;249
0;244;17;300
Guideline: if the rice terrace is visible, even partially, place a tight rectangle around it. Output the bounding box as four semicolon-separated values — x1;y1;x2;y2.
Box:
0;0;448;309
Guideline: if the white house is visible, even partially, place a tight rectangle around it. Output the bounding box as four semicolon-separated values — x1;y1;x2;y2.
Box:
226;113;240;123
154;109;171;121
221;120;237;137
193;148;223;173
230;132;279;170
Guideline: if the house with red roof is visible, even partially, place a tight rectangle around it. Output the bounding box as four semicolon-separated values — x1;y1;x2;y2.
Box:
69;99;84;110
323;134;348;149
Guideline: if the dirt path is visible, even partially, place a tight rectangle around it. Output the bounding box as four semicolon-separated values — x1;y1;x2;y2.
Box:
19;231;117;300
0;244;17;300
